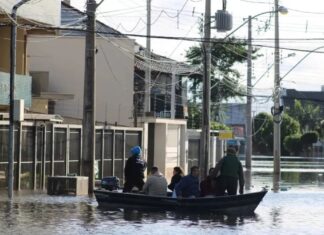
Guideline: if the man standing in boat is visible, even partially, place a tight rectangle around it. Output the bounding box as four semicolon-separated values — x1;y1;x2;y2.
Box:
174;166;200;198
123;146;147;192
212;147;244;196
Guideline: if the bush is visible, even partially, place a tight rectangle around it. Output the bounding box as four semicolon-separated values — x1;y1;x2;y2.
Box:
283;134;302;156
300;131;319;149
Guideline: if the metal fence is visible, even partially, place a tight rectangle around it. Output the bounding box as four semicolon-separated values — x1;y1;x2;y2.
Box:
0;121;142;190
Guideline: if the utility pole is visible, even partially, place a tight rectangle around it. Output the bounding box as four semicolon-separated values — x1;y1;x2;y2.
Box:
201;0;211;177
144;0;152;115
245;16;252;169
273;0;281;176
8;0;30;199
82;0;97;194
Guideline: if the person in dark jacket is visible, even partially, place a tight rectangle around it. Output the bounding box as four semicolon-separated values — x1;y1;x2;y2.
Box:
175;166;200;198
200;167;215;197
212;147;244;196
123;146;147;192
168;166;184;191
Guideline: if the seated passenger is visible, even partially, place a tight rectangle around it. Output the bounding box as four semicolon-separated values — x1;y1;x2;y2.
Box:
142;166;168;196
200;167;215;197
168;166;184;191
175;166;200;198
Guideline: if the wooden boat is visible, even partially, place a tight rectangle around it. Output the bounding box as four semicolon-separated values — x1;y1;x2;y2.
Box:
94;189;267;214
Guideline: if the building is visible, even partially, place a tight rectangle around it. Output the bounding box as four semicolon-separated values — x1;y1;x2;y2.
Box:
282;87;324;116
27;2;194;180
27;2;135;126
0;0;60;112
222;103;246;138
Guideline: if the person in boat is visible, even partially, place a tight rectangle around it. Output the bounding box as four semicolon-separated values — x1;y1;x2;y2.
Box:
142;166;168;196
174;166;200;198
123;146;147;192
168;166;184;191
200;167;215;197
212;147;244;196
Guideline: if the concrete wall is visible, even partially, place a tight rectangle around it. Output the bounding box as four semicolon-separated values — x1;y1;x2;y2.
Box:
0;27;26;74
0;0;60;26
27;36;135;126
30;98;48;114
145;118;187;182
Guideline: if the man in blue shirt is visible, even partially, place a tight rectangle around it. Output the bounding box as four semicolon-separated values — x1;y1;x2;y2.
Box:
175;166;200;198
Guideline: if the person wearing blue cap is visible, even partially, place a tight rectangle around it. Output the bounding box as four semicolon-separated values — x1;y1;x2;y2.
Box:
123;146;147;192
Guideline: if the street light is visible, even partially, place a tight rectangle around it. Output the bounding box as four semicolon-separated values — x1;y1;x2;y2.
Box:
223;5;288;171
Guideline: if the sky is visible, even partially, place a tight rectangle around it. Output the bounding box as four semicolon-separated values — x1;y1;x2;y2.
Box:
70;0;324;113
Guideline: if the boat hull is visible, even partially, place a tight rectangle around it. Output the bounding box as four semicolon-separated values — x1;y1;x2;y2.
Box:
94;189;267;214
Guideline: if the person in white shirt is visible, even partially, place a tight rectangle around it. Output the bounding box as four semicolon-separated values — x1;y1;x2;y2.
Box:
142;166;168;196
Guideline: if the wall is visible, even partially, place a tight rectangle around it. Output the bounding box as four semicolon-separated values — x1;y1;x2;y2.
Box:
27;36;135;126
30;98;48;114
0;27;26;74
146;118;187;182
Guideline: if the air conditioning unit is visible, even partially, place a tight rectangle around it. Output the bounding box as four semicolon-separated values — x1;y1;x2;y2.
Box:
215;10;233;32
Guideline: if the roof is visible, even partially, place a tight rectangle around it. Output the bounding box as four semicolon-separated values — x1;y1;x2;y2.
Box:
282;89;324;103
61;1;124;37
61;2;198;75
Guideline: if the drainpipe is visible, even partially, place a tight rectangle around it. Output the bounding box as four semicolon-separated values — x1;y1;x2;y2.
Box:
8;0;30;199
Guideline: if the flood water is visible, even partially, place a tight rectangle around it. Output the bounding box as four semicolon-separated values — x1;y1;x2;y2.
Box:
1;156;324;235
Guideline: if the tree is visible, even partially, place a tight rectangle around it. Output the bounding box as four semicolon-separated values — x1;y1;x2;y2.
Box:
281;114;301;155
187;101;201;129
252;112;300;155
210;121;231;131
252;112;273;155
186;37;261;122
300;131;319;151
286;99;321;133
283;134;302;156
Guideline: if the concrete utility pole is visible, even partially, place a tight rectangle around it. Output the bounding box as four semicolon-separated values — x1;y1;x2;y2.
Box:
245;16;252;169
273;0;281;176
201;0;211;177
8;0;30;200
82;0;103;194
144;0;152;115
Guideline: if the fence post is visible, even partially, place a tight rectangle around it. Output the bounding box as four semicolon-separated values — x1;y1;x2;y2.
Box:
42;124;46;190
66;126;70;176
51;124;55;176
101;128;104;179
17;122;23;190
33;124;37;190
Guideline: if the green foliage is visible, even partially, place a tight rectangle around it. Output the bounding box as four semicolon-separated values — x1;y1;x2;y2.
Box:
252;112;300;155
316;119;324;139
186;37;261;121
210;121;231;130
281;114;301;155
187;101;201;129
286;99;321;133
300;131;319;149
283;134;302;156
252;112;273;154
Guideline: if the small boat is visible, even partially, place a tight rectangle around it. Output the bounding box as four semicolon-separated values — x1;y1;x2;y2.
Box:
94;189;267;214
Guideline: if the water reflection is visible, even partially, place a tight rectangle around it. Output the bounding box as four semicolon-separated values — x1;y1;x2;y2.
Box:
272;173;280;193
96;206;258;227
0;156;324;234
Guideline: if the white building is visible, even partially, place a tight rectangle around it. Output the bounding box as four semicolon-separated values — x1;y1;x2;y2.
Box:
27;3;135;126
